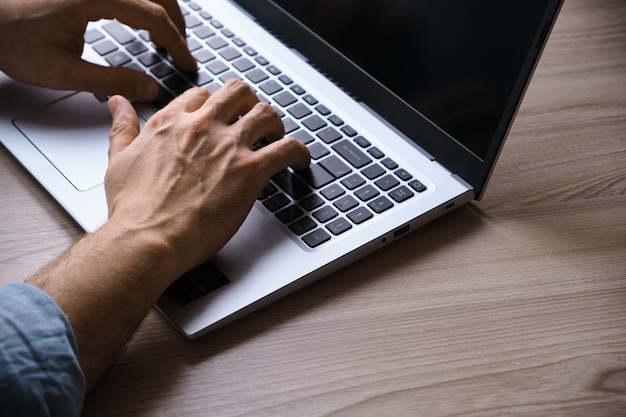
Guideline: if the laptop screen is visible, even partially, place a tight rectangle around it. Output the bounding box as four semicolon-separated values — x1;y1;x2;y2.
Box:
235;0;562;198
270;0;547;161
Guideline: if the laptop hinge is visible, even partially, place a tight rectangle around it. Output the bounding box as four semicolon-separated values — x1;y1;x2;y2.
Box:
359;101;474;193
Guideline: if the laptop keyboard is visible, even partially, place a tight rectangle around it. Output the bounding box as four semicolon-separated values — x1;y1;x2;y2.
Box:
85;0;428;249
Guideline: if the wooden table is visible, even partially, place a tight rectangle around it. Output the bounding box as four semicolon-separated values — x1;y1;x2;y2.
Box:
1;0;625;415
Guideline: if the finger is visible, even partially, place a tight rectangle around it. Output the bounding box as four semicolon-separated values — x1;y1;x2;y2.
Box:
151;0;187;37
201;80;258;123
233;102;285;148
161;87;211;114
58;56;160;100
90;0;196;71
253;136;312;175
108;95;141;159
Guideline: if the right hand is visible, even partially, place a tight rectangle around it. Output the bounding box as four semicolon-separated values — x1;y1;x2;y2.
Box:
105;81;311;277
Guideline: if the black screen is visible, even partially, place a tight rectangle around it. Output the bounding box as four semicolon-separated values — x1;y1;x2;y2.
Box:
270;1;547;160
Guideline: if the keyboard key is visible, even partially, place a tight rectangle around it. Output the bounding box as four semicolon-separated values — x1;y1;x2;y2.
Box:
302;94;318;105
409;180;427;192
303;229;331;248
367;196;394;214
316;126;342;144
290;85;306;95
368;147;385;159
151;62;174;78
218;71;241;83
279;75;293;85
332;140;372;168
354;185;380;201
328;115;344;126
347;207;373;224
193;49;216;63
187;38;202;52
276;205;304;223
189;71;213;86
319;155;352;179
194;25;215;39
341;125;358;137
374;174;400;191
233;57;255;72
272;170;312;199
297;164;334;188
312;206;338;223
334;195;359;212
302;115;327;132
243;46;257;56
341;173;366;190
274;91;297;107
262;193;290;212
308;143;330;160
93;40;117;56
258;183;278;200
388;185;414;203
106;51;131;66
287;103;312;119
207;36;228;50
246;68;269;84
291;130;315;145
326;218;352;235
266;65;281;75
315;104;331;115
255;56;269;65
103;21;135;44
354;136;371;148
164;74;191;90
219;47;242;61
394;168;413;181
361;163;385;180
282;118;299;134
260;80;283;95
210;19;223;29
125;40;148;56
138;52;162;67
185;15;202;28
320;184;345;200
299;194;324;211
206;60;228;75
289;217;317;236
84;29;104;44
381;157;398;170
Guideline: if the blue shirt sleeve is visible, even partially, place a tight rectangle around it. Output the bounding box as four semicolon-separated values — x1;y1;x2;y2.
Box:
0;282;85;417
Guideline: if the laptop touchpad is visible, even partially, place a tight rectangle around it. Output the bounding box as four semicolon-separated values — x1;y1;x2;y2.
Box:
14;92;112;191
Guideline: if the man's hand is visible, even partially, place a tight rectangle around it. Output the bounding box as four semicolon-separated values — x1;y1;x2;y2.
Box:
105;81;311;276
0;0;196;101
28;81;310;389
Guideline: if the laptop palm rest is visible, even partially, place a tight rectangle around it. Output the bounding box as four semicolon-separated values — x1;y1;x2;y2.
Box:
13;92;112;192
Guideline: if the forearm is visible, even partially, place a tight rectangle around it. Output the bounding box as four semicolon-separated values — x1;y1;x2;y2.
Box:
27;220;179;390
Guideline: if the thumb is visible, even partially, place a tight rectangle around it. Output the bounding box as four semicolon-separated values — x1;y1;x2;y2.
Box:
107;95;140;159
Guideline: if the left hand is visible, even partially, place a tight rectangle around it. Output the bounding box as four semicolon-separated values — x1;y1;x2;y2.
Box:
0;0;197;101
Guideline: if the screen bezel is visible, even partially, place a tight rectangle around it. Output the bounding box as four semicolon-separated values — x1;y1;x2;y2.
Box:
232;0;563;199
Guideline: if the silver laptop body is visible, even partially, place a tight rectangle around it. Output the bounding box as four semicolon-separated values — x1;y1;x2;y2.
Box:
0;0;563;337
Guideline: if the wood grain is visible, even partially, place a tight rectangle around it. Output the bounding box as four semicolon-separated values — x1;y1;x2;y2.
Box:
1;0;624;415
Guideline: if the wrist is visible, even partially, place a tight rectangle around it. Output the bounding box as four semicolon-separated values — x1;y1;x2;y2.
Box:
95;218;181;294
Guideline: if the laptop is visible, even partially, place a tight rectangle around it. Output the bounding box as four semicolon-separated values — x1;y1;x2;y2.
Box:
0;0;563;338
